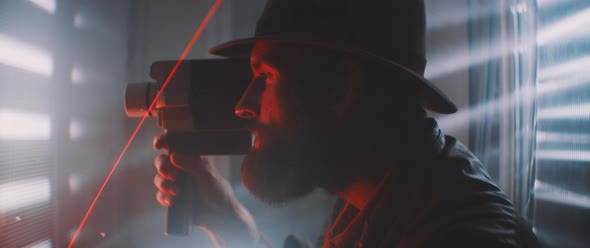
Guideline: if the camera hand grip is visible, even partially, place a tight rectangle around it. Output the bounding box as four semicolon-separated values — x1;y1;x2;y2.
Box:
163;131;251;236
165;171;193;236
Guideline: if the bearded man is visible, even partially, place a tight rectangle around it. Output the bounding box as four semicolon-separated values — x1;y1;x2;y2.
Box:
152;0;539;247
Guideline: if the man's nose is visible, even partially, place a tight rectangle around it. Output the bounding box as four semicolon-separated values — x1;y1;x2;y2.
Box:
234;78;261;120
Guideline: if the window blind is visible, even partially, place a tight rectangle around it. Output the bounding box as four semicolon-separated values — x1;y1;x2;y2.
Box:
0;1;56;247
533;0;590;247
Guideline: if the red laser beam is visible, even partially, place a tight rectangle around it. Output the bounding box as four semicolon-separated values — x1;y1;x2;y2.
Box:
68;1;223;247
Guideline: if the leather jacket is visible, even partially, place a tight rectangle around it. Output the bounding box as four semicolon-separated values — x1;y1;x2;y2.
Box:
284;119;539;248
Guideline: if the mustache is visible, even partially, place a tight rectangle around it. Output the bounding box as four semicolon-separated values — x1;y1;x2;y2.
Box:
243;121;266;132
246;122;286;136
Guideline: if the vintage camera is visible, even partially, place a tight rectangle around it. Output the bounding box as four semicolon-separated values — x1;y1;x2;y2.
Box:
124;59;253;236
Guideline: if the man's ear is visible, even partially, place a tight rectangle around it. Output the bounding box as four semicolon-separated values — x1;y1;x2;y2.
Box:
335;59;363;117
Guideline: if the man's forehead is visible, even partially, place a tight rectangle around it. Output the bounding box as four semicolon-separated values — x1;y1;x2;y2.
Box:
251;41;274;54
250;53;265;67
250;41;304;66
250;42;277;66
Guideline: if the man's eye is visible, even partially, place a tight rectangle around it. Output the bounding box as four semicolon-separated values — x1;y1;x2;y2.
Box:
253;73;271;87
260;73;273;80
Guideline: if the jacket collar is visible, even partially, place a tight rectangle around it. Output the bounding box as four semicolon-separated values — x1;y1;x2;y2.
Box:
421;118;446;159
323;118;447;248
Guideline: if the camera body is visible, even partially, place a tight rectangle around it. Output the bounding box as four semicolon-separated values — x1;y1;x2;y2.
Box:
124;59;253;236
125;59;253;154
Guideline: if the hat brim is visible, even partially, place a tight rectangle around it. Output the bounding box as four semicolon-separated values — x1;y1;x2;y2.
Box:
209;37;457;114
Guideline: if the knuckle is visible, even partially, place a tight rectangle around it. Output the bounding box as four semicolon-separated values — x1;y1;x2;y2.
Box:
154;154;168;167
164;167;178;180
156;191;172;207
169;153;187;170
154;175;178;196
153;174;163;187
155;155;178;180
153;134;169;150
161;162;178;181
162;181;178;196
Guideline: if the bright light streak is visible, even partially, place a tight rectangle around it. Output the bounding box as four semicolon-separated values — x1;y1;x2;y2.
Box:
428;6;589;79
73;11;87;29
439;72;587;132
535;181;590;209
68;174;82;193
425;2;538;79
437;99;490;134
425;42;510;79
511;2;529;15
0;177;50;212
437;85;535;134
537;131;590;145
536;149;590;162
68;1;224;247
425;2;530;31
537;7;590;45
538;0;578;7
69;118;85;139
27;0;56;14
71;66;86;84
538;56;590;81
538;103;590;120
537;75;590;96
536;56;590;96
25;239;53;248
0;109;51;140
425;1;495;31
439;64;589;133
537;56;590;96
0;34;53;77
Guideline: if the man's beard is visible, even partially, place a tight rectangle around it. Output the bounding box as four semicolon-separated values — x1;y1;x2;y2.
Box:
241;125;352;205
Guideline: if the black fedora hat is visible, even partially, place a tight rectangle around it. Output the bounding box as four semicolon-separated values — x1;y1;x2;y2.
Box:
209;0;457;114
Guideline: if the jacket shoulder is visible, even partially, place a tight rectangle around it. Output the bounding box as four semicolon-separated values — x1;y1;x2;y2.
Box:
409;136;521;247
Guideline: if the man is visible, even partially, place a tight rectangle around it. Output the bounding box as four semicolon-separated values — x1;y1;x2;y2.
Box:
153;0;538;247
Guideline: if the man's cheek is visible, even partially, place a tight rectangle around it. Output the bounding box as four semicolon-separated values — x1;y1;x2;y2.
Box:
259;86;286;126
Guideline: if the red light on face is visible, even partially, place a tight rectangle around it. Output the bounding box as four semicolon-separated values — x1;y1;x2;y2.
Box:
67;1;223;247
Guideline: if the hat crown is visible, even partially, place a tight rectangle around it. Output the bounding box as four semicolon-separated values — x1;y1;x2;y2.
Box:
209;0;457;114
255;0;427;74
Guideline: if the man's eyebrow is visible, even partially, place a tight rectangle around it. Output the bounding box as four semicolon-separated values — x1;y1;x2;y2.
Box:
250;56;269;70
250;59;261;69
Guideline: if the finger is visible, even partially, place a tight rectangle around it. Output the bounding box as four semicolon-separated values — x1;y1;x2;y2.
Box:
169;152;203;172
153;134;169;152
154;174;180;196
154;154;178;180
156;190;173;207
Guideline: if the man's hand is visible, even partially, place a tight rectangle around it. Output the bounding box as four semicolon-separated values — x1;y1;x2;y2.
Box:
153;134;260;247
